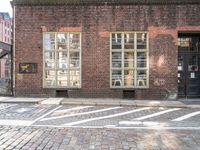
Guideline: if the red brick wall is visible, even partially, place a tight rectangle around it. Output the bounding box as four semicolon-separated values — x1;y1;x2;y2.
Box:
14;5;200;99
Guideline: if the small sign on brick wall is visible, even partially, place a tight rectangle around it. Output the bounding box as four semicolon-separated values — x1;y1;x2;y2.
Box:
19;63;38;74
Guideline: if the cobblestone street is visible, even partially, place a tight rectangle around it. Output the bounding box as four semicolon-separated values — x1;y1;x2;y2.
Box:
0;126;199;150
0;103;199;149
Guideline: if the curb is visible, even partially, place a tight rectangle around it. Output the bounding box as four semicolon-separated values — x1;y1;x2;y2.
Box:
0;97;200;108
60;101;196;108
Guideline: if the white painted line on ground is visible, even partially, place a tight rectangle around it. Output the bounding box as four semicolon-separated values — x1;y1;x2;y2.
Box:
172;111;200;121
54;106;93;113
134;108;181;121
0;104;18;110
64;107;150;126
29;105;63;126
119;121;161;126
119;121;142;125
0;120;32;126
31;124;200;130
41;107;122;121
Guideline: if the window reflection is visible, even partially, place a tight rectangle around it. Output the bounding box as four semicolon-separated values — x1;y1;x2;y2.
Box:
124;33;134;49
137;52;147;68
69;34;80;50
44;33;81;88
57;34;67;50
112;52;122;68
124;70;134;86
44;70;55;86
112;33;122;49
112;70;122;86
44;33;55;50
137;70;147;86
124;52;134;68
137;33;147;49
111;32;148;88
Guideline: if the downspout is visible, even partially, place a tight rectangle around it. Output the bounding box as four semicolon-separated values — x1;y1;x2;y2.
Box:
10;1;15;96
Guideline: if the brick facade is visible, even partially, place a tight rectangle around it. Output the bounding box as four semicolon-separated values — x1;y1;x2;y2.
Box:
14;4;200;99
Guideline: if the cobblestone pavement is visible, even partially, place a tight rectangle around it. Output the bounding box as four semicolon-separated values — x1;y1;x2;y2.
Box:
0;103;199;128
0;103;199;149
0;126;199;150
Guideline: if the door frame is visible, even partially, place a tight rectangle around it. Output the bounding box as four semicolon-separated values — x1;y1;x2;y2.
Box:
178;33;200;98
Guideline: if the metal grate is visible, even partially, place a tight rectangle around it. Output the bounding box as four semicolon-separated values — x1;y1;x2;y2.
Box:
56;90;68;97
123;90;135;99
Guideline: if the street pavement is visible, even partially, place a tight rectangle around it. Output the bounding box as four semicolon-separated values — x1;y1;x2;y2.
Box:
0;103;199;149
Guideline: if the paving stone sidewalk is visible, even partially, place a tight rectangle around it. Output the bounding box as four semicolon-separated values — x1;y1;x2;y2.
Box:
0;126;199;150
1;97;200;108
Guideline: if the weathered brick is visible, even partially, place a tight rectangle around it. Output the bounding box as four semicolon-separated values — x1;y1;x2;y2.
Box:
14;4;200;99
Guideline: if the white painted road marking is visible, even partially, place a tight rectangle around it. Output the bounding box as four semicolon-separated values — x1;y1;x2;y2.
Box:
54;106;94;114
119;121;161;126
64;107;150;126
0;106;62;126
134;108;181;121
0;104;18;110
32;124;200;130
0;120;33;126
29;105;63;126
41;107;122;121
172;111;200;121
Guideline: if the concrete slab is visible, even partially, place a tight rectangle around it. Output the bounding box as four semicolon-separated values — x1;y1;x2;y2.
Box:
61;98;196;108
40;98;63;105
0;97;46;103
0;97;13;102
0;96;200;108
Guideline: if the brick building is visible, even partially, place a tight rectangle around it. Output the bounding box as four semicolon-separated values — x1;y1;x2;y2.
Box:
0;12;12;45
0;12;12;95
12;0;200;99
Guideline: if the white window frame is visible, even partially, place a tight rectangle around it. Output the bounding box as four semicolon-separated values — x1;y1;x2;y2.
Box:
43;32;82;88
110;32;149;88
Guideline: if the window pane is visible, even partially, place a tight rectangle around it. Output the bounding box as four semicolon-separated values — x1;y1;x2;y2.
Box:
44;70;55;87
44;52;55;69
124;33;134;49
70;52;80;68
112;52;122;68
112;70;122;87
112;33;122;49
57;34;67;50
124;70;134;86
137;70;147;87
70;70;80;87
69;33;80;50
44;52;55;60
57;70;68;86
137;52;147;68
178;38;190;47
124;52;134;68
44;33;55;50
43;32;81;88
56;52;68;69
137;33;147;49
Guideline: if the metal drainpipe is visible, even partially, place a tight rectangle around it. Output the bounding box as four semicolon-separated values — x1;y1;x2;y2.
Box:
10;1;14;96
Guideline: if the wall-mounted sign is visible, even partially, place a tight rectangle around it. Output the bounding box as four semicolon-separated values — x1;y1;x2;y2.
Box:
190;72;195;79
19;63;37;74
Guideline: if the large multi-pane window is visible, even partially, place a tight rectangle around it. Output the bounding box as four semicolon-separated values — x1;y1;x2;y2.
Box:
111;32;149;88
43;32;81;88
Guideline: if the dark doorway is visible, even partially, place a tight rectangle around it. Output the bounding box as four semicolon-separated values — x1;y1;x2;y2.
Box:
178;33;200;97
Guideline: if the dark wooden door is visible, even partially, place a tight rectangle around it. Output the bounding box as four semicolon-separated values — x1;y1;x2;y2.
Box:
178;34;200;97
